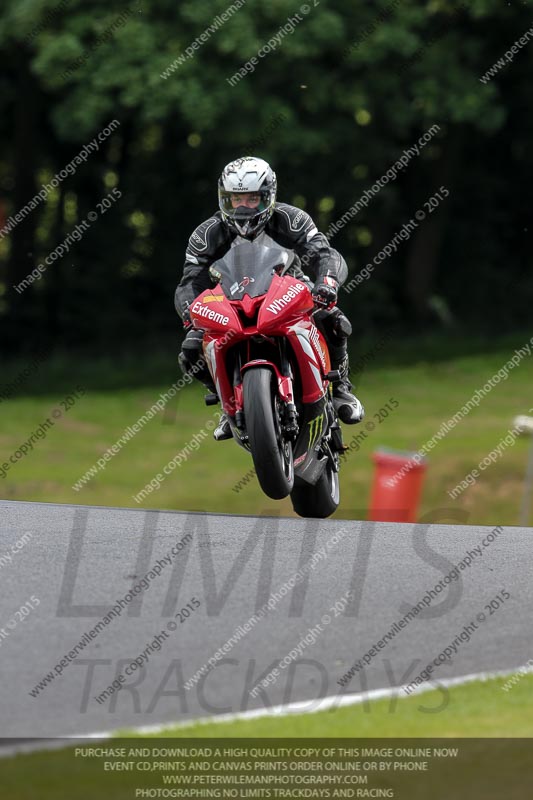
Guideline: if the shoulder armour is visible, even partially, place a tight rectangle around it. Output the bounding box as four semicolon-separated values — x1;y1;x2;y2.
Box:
186;215;224;258
274;203;318;240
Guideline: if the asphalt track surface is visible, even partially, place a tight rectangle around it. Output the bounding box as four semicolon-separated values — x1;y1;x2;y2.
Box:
1;499;532;740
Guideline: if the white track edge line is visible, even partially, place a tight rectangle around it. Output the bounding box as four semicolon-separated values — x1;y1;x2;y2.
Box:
2;665;532;759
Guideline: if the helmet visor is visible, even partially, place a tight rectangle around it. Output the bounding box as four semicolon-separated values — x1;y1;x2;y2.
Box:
219;188;274;220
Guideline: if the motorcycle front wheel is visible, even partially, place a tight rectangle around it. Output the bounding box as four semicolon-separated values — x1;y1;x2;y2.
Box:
243;367;294;500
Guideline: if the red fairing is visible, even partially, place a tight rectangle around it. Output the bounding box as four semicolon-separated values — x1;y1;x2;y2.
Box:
285;322;330;404
253;278;327;404
191;287;241;416
257;275;314;332
203;331;240;416
190;287;241;335
193;274;329;412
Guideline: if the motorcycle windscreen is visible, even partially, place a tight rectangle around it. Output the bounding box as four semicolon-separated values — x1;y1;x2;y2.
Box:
210;242;292;301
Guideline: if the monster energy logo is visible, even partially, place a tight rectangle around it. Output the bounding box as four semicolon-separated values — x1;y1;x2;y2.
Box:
308;414;324;449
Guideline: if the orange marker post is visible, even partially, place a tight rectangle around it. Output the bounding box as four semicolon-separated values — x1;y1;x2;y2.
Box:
369;448;427;523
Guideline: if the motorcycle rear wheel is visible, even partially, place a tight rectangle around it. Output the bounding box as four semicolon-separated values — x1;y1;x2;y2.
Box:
243;367;294;500
290;459;340;518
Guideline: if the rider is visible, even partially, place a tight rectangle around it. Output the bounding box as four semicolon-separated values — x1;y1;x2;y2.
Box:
175;156;364;440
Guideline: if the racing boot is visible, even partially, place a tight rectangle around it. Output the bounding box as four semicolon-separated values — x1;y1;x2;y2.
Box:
213;412;232;441
203;388;232;441
330;352;365;424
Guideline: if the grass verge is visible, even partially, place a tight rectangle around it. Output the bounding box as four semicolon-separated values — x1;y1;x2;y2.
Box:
1;332;532;525
1;674;533;799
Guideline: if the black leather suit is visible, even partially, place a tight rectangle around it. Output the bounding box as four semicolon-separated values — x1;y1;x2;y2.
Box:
176;203;352;386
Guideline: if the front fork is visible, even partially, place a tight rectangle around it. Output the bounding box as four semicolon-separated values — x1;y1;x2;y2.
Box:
234;339;299;440
230;340;345;473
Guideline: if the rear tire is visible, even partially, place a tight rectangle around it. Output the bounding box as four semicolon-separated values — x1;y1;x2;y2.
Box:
290;459;340;518
243;368;294;500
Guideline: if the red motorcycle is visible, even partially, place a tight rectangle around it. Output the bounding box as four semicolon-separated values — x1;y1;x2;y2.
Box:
189;242;346;518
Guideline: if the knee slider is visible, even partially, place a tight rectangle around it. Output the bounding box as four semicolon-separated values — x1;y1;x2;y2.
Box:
333;310;352;337
181;329;204;358
318;308;352;341
180;329;205;374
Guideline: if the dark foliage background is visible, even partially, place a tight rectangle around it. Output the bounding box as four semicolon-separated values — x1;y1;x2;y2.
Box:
1;0;532;355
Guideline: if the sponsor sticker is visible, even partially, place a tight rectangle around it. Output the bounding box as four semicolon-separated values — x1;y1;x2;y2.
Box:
308;414;324;449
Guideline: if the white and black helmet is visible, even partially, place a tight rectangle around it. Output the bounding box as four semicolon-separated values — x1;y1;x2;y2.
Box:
218;156;277;237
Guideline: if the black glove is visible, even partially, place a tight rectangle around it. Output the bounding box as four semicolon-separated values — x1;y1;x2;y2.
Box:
312;276;339;308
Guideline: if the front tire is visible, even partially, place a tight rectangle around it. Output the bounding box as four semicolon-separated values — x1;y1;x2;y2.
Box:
290;459;340;518
243;368;294;500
